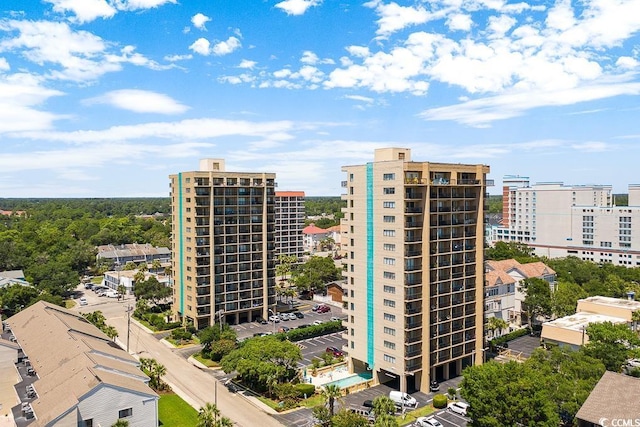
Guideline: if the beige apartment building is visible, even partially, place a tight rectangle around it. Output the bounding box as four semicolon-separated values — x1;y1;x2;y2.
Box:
275;191;305;259
169;159;277;329
491;176;640;267
341;148;490;393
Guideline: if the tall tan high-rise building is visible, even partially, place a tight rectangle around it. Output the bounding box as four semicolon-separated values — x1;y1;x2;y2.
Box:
341;148;490;393
275;191;305;259
169;159;276;329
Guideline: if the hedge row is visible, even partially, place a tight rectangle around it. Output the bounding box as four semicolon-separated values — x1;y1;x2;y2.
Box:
489;327;531;348
282;321;345;342
433;394;448;409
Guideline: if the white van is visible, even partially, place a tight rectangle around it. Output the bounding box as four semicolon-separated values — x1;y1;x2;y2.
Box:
389;391;417;408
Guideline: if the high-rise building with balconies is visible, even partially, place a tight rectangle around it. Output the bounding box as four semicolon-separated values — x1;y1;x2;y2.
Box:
169;159;277;329
341;148;490;393
275;191;305;259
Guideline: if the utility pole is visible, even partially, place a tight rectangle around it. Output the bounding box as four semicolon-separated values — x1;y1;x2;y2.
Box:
126;304;132;353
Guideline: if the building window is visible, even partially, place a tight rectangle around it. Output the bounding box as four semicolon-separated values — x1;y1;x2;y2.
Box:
383;326;396;336
383;229;396;237
384;340;396;350
383;299;396;308
383;201;396;208
383;354;396;363
384;313;396;322
84;420;93;427
383;257;395;265
383;187;395;195
383;271;395;280
383;216;395;223
383;285;395;294
383;173;395;181
383;243;396;251
118;408;133;418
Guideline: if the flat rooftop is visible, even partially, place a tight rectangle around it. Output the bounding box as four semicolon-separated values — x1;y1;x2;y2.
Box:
543;312;627;333
580;296;640;310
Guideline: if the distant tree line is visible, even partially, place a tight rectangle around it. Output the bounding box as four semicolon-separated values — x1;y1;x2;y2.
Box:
0;199;171;317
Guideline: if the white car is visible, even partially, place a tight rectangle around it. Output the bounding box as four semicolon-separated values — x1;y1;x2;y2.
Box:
447;401;469;416
330;316;341;322
313;320;324;325
415;416;443;427
287;313;297;320
268;315;280;323
627;359;640;368
79;297;88;306
279;313;290;321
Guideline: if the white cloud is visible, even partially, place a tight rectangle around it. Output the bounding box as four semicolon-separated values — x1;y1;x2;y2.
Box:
300;50;334;65
18;118;299;143
570;142;610;152
84;89;189;114
365;1;432;37
345;95;374;103
616;56;639;69
189;38;211;56
447;14;473;32
238;59;257;69
191;13;211;30
212;37;241;56
44;0;116;23
116;0;177;11
164;53;193;62
274;0;321;16
273;69;292;78
419;81;640;126
0;58;9;71
0;73;64;133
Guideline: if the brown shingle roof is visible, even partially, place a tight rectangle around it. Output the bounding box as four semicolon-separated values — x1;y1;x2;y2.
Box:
485;270;516;287
576;371;640;424
486;259;555;279
6;302;156;426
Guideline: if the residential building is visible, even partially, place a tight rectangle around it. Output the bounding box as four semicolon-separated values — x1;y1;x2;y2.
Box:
3;301;158;427
485;259;556;332
102;269;171;295
341;148;490;393
302;224;331;252
169;159;276;328
0;270;29;289
96;243;170;269
541;295;640;349
490;176;640;267
275;191;305;259
576;371;640;426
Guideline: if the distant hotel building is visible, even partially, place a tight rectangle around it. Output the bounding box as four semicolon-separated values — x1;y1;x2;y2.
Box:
169;159;276;329
275;191;305;259
341;148;490;393
490;176;640;267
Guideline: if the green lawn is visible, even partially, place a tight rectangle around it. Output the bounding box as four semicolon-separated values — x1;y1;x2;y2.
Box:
397;404;435;426
193;353;220;368
159;393;199;426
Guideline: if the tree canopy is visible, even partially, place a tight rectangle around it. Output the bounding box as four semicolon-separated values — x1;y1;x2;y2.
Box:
583;321;640;372
133;276;171;305
220;335;302;392
291;256;342;292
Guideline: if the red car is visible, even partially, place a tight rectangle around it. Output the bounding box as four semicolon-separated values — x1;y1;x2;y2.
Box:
317;305;331;313
326;346;344;357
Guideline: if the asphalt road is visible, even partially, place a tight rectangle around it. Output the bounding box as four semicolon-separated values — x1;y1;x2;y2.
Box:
71;286;286;427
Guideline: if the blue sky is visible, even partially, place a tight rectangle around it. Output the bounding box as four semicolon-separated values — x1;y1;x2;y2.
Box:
1;0;640;198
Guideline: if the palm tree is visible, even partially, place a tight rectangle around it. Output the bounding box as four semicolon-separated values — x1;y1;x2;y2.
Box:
374;414;399;427
117;284;126;299
322;384;342;417
371;396;396;419
111;419;129;427
197;402;220;427
487;316;509;338
632;310;640;333
217;417;233;427
152;259;162;272
103;325;118;341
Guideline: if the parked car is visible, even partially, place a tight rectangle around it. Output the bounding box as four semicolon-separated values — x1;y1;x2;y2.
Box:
224;380;238;393
84;283;93;290
79;297;88;306
297;324;311;329
279;313;290;321
447;401;469;416
415;416;443;427
326;346;344;357
93;286;107;293
627;359;640;368
256;317;268;325
268;315;280;323
279;326;291;333
330;316;341;322
317;305;331;313
362;400;374;409
429;380;440;392
312;304;320;311
294;311;304;319
389;391;417;408
104;290;120;298
313;320;324;326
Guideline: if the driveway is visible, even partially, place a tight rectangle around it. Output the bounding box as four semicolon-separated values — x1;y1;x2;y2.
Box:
504;334;542;359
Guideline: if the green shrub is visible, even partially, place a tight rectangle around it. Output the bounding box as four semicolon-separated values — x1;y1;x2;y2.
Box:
490;327;531;349
447;387;457;399
170;328;192;341
433;394;448;409
294;383;316;398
